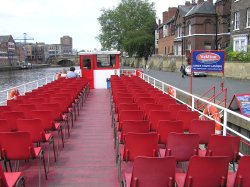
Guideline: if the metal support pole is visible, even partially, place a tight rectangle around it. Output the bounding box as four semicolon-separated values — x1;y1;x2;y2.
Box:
223;110;227;136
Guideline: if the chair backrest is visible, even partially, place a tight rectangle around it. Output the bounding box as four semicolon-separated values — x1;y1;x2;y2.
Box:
155;94;173;104
0;132;35;160
0;106;12;113
144;104;164;119
167;104;188;120
30;110;54;131
136;98;155;110
15;104;37;118
166;133;199;161
207;135;241;162
177;110;200;132
115;97;134;112
123;133;159;161
16;118;44;143
232;155;250;187
157;98;176;110
149;111;172;131
157;120;184;144
130;156;176;187
184;156;229;187
189;119;215;144
0;119;12;132
1;111;25;131
121;120;150;143
117;103;139;114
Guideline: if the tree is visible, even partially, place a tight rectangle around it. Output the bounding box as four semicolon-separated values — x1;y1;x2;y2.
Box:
98;0;156;59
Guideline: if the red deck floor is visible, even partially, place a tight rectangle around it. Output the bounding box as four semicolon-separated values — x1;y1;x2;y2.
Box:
23;89;119;186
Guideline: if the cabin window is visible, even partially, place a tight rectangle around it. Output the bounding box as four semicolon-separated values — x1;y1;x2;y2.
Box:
96;54;115;68
83;58;91;69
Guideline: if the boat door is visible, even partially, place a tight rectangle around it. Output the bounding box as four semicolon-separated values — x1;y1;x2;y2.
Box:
80;55;94;89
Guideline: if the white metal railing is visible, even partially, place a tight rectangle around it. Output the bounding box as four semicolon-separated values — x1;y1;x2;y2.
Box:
121;68;250;155
0;76;55;106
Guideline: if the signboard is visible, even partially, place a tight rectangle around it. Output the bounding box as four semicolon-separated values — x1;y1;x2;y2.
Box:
191;50;225;72
229;93;250;117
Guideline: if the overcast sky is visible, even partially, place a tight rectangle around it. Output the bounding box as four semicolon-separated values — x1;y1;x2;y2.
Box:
0;0;186;51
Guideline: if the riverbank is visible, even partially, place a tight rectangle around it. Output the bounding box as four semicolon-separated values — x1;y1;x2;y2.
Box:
0;64;50;72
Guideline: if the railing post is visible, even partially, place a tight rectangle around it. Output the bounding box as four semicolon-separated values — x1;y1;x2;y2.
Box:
147;76;149;83
36;81;39;89
46;77;48;84
24;85;27;93
162;84;164;93
153;79;156;88
191;96;195;111
6;91;9;100
223;110;227;136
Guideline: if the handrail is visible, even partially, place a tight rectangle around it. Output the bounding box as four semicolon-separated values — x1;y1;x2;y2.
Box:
132;70;250;156
196;86;215;110
0;75;55;105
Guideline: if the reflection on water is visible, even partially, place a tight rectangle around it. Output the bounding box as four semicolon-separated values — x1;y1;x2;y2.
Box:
0;67;76;91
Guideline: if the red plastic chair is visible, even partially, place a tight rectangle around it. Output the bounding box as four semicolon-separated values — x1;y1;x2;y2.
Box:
199;135;241;171
0;132;47;187
118;132;159;182
157;120;184;145
14;104;37;118
189;119;215;145
1;111;25;131
175;156;229;187
143;103;164;120
135;97;155;111
227;155;250;187
167;104;188;120
123;156;176;187
0;164;25;187
0;119;12;132
177;110;200;132
149;110;173;131
16;118;56;169
162;133;199;162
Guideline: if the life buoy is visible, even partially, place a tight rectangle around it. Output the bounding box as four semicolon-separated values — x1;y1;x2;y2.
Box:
168;86;176;98
201;104;222;134
8;89;20;100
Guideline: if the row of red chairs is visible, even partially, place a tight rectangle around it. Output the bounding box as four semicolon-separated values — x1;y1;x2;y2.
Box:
123;155;250;187
109;75;247;187
0;77;89;186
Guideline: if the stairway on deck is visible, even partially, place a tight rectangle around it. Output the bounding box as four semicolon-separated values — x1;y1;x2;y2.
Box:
25;89;118;187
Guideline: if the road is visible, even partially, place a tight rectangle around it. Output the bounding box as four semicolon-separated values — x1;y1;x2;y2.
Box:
126;67;250;106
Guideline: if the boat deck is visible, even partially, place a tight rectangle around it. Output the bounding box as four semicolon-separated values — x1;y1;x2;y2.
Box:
24;89;119;186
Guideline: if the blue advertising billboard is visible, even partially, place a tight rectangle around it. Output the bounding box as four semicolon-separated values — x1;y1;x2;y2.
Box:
191;50;225;72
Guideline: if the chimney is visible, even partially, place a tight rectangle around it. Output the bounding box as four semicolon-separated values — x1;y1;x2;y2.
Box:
158;19;161;26
163;11;169;23
207;0;213;4
168;7;177;18
185;1;191;6
192;0;196;5
197;0;204;4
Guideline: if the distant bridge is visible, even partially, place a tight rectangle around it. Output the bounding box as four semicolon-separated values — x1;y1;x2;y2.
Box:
47;56;80;66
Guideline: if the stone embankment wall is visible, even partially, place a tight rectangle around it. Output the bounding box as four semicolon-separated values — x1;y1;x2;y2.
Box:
123;56;250;80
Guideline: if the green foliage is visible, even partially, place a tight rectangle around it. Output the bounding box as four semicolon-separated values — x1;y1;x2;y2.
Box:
225;45;250;62
98;0;156;59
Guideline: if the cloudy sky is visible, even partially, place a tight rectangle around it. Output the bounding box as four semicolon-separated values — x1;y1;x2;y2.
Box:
0;0;186;51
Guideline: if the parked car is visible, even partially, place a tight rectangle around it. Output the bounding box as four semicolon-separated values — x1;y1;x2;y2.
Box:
19;61;32;69
185;65;207;77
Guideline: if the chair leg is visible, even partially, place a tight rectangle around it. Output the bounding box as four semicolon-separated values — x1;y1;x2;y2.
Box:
16;176;25;187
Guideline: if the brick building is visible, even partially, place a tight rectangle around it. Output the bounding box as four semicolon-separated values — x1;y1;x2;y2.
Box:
182;0;217;53
230;0;250;52
0;35;18;66
215;0;231;49
157;7;177;55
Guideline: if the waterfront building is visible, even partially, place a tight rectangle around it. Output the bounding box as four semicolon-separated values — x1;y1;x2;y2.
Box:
60;35;73;56
230;0;250;52
0;35;18;66
157;7;177;56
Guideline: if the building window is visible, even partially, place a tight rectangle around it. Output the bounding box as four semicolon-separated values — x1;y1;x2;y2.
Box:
163;25;168;37
177;26;182;37
233;36;248;52
188;24;191;35
247;8;250;28
234;11;240;30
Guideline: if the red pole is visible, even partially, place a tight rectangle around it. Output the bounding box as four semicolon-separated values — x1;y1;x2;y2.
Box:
190;51;193;106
